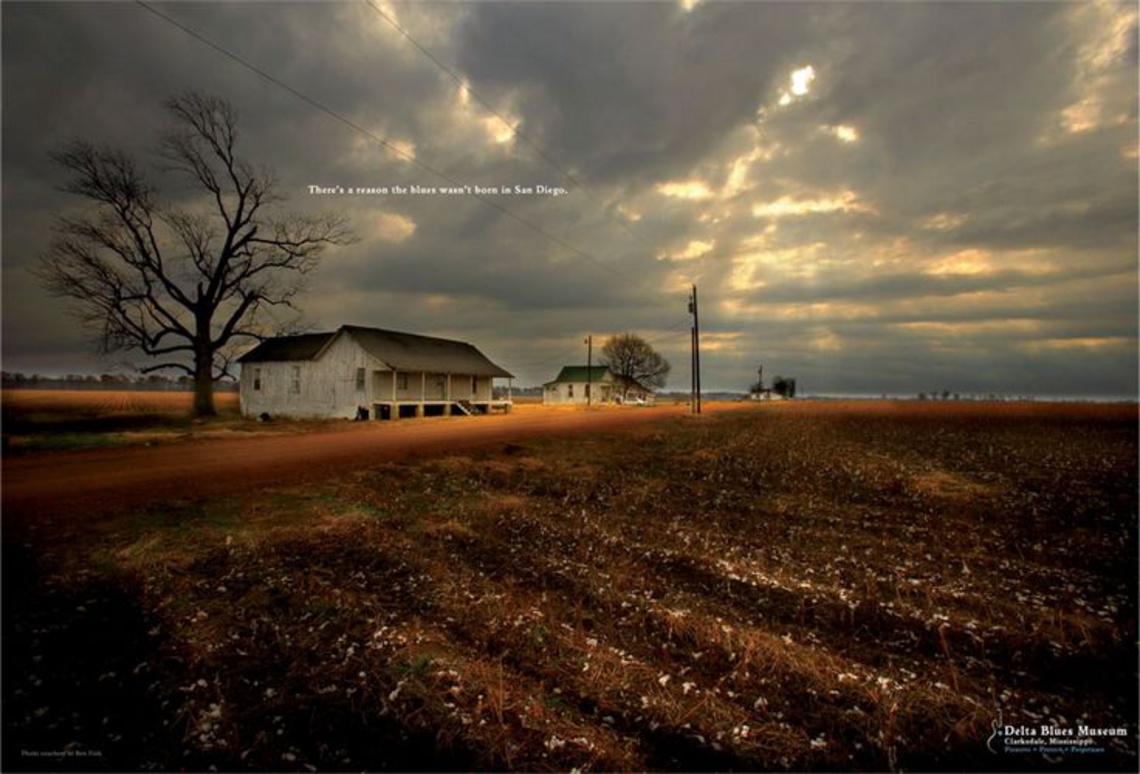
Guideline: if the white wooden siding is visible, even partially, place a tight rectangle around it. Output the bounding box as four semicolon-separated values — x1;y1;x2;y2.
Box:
240;331;506;418
240;332;384;419
543;375;619;405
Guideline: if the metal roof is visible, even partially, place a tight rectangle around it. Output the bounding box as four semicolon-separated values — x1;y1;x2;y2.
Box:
238;325;513;378
236;333;334;363
545;366;615;385
345;326;512;377
543;366;652;393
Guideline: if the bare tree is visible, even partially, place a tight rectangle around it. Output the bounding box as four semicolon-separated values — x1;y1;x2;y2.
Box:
599;332;671;399
36;92;353;416
772;375;796;399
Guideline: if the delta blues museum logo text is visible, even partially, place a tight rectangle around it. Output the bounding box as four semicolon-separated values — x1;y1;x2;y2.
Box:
987;710;1128;758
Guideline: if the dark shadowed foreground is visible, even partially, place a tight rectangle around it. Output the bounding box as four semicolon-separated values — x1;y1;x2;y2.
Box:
3;402;1137;771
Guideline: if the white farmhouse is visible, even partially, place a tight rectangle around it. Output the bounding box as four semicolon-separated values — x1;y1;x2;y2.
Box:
542;366;654;405
238;325;513;420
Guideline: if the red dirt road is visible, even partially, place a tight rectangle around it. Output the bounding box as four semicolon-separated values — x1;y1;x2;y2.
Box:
10;399;1129;528
2;404;750;523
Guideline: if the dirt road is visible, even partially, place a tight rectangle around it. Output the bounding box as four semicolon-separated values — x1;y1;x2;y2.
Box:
2;404;752;522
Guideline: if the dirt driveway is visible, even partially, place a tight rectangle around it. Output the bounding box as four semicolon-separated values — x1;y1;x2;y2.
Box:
2;403;753;524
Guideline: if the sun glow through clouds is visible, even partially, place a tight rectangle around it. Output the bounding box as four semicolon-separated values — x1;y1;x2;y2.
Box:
658;180;715;200
791;65;815;96
388;139;416;161
453;77;520;148
822;124;859;143
481;115;517;145
751;190;872;219
373;212;417;243
922;212;967;232
927;249;993;276
658;239;715;262
1041;2;1138;141
778;65;816;105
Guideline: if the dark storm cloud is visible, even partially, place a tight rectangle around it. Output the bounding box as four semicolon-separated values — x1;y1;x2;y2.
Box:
745;266;1116;306
811;4;1072;162
330;234;653;313
750;2;1137;253
455;2;806;188
2;1;1136;396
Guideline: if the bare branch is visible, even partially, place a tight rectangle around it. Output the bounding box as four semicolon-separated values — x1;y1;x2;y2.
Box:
38;92;355;417
138;361;195;376
599;333;672;396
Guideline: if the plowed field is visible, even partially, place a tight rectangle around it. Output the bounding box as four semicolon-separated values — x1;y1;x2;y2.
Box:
3;400;1136;772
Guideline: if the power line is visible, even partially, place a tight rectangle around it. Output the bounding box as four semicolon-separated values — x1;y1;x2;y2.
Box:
510;318;691;373
361;0;693;283
136;0;699;387
135;0;641;287
509;341;590;370
643;317;694;347
363;1;590;196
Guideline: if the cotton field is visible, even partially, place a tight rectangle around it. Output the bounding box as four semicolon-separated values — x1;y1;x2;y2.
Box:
4;402;1136;771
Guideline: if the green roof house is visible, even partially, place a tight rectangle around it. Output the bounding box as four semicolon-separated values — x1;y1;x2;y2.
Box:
542;366;653;405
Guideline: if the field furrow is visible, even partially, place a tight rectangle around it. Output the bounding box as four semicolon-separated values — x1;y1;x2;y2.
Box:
3;400;1136;771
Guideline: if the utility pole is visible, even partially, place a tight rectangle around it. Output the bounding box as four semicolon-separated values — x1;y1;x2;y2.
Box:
688;286;697;414
690;327;696;411
688;285;701;414
585;335;593;407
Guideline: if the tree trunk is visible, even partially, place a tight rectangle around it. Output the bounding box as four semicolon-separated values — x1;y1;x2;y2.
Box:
193;346;216;417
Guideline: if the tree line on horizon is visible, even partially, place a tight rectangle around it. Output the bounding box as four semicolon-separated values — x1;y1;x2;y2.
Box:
1;372;238;391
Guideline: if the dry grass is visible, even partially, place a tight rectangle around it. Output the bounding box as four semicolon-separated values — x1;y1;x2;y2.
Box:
0;389;344;453
2;388;240;415
4;402;1137;771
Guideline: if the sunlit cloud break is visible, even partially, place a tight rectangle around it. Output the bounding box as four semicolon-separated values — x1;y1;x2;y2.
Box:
751;190;873;219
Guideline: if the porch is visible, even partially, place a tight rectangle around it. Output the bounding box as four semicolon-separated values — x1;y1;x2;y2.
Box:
370;399;513;420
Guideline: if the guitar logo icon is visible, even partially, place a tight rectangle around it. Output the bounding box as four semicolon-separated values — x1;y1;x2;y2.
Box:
986;709;1004;754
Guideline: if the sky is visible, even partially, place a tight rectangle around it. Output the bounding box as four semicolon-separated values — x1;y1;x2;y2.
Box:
2;1;1137;397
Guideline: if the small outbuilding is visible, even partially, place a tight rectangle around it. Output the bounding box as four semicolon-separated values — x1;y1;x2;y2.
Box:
542;366;654;405
238;325;513;420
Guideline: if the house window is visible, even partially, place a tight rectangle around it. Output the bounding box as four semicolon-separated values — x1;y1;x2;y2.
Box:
355;367;366;391
252;368;262;391
290;366;301;394
471;376;478;395
568;384;574;398
397;373;408;390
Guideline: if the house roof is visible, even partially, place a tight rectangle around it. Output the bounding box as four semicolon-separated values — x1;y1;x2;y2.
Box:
238;325;513;378
345;326;512;377
545;366;656;394
236;333;333;363
544;366;614;385
542;367;654;393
